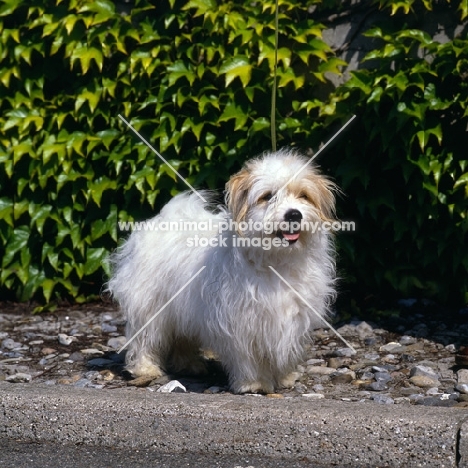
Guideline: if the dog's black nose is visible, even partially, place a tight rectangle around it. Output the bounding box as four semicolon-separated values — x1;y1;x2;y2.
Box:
284;209;302;223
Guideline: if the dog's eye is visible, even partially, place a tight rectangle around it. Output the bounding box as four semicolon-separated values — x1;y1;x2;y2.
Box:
259;192;273;203
299;193;310;202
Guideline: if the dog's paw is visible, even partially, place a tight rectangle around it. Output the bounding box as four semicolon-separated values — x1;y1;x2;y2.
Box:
127;359;164;379
231;380;274;395
279;371;302;389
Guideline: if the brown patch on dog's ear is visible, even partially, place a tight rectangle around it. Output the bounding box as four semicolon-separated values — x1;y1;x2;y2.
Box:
302;173;337;223
225;168;251;228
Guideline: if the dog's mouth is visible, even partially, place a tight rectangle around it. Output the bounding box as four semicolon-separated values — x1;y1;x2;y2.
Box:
277;229;301;244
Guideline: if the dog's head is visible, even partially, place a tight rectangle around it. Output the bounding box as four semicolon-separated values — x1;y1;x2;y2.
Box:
225;149;336;247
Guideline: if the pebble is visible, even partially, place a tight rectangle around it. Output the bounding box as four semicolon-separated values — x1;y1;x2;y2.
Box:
367;381;388;392
409;365;439;380
455;384;468;394
302;393;325;399
107;336;126;349
374;372;393;384
409;375;440;388
58;334;76;346
457;369;468;385
372;395;394;404
306;366;336;375
333;347;357;357
80;348;104;356
6;373;32;383
330;369;355;384
2;338;22;350
127;375;155;387
204;386;223;394
379;342;406;353
157;380;186;393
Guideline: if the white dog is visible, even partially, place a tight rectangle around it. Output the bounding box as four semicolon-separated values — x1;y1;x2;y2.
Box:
106;148;336;394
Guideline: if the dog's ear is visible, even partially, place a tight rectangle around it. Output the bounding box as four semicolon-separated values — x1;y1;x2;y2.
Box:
316;177;337;222
303;174;337;222
225;168;250;225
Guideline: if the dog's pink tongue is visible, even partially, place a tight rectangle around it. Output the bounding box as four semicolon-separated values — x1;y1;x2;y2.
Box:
283;232;300;241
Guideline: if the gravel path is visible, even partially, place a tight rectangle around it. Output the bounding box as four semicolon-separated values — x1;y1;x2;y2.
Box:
1;301;467;408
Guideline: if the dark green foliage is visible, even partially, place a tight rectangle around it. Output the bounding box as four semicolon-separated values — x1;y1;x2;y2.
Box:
0;0;466;304
322;1;468;304
0;0;340;302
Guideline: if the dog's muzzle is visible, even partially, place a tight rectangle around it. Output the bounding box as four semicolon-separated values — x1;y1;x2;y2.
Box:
277;209;302;244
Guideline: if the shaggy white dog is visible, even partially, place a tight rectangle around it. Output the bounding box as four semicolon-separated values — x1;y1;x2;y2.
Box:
106;148;336;394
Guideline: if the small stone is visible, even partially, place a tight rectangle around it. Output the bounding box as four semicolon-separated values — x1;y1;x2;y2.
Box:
107;336;127;349
29;340;44;346
359;371;375;380
58;334;76;346
334;347;356;357
57;374;82;385
74;378;91;388
330;369;355;384
84;370;101;381
457;369;468;385
312;384;325;392
306;359;325;366
294;383;308;393
366;381;388;392
68;351;84;362
364;337;378;346
2;339;22;350
327;358;342;369
458;394;468;402
399;335;417;345
372;395;394;404
408;394;425;402
394;397;411;404
409;375;440;388
6;373;31;383
80;348;104;356
409;365;439;380
405;342;425;352
455;383;468;394
204;386;222;394
99;370;116;381
445;344;457;353
355;321;374;337
266;393;284;399
374;372;393;384
157;380;186;393
379;342;406;353
127;375;155;387
364;353;380;361
301;393;325;399
101;323;117;333
41;347;57;355
400;386;423;396
426;387;441;395
306;366;336;376
415;397;458;407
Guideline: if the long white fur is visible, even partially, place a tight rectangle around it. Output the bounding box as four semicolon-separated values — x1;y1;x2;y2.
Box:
106;148;336;394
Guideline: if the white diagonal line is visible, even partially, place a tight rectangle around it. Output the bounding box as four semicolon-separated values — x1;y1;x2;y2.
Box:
118;114;207;203
269;266;356;353
278;115;357;193
118;266;206;354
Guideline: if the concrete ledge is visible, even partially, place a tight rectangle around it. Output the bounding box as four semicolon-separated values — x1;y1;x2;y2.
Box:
1;382;467;467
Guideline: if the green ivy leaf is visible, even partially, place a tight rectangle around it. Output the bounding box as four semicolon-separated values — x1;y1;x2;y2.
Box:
219;56;252;87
